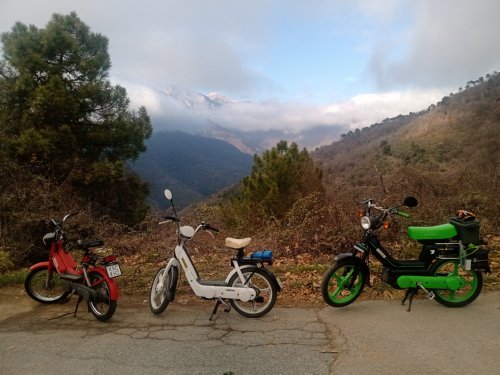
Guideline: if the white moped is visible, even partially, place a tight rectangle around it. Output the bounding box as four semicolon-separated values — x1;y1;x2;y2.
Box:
149;188;282;320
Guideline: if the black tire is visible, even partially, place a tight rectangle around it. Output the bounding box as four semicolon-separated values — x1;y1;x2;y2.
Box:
430;259;483;308
24;267;70;304
228;267;277;318
321;259;367;308
88;272;117;322
150;266;178;315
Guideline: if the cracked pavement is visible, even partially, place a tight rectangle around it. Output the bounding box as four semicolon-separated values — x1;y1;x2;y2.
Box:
1;287;499;374
0;288;336;375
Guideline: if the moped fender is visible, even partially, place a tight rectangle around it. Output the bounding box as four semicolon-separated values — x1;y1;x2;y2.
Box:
258;267;282;292
29;261;50;271
88;269;120;300
334;252;354;262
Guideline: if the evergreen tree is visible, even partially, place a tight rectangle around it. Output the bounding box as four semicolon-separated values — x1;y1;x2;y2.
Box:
222;141;324;229
0;12;152;225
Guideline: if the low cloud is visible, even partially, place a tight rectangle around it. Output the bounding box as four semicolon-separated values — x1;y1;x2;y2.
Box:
121;80;447;133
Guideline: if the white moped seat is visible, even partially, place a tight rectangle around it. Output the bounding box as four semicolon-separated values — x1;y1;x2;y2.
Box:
225;237;251;249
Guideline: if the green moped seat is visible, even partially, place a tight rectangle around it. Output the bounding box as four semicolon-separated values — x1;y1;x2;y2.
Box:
407;223;457;241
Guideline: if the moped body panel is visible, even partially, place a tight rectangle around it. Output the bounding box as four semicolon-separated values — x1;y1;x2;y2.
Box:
175;245;257;301
396;275;465;290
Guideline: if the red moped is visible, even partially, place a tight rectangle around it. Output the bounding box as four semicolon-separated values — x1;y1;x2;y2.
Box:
24;213;121;321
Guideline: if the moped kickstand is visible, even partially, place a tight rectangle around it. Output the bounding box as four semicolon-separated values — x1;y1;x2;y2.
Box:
209;298;231;321
402;283;435;312
401;288;418;312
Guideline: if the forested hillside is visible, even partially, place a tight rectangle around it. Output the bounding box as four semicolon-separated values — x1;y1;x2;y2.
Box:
314;73;499;229
209;73;499;262
131;131;253;209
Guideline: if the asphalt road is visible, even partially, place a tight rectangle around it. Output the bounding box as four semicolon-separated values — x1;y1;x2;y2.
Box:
0;287;499;375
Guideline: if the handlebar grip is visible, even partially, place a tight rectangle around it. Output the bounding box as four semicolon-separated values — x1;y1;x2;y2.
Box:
164;216;179;222
397;210;410;218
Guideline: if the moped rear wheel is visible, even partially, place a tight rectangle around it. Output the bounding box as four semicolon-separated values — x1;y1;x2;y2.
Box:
430;259;482;307
321;259;366;307
88;273;117;321
24;267;70;304
228;268;277;318
150;266;178;315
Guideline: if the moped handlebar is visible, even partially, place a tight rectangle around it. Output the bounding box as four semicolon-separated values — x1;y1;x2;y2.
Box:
396;210;411;218
360;199;411;219
203;223;219;232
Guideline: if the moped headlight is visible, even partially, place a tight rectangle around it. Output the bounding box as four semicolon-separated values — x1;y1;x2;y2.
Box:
361;216;372;229
179;225;195;239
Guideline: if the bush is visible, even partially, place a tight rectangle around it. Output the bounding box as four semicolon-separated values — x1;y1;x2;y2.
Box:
0;249;14;273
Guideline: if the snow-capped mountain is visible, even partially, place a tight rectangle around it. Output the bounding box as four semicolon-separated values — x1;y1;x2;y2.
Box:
127;83;346;154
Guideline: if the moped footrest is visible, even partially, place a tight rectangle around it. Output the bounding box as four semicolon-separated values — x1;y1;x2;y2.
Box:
60;273;84;281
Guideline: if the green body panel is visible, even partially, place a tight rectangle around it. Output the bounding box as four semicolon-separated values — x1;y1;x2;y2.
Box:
396;275;465;290
407;223;457;241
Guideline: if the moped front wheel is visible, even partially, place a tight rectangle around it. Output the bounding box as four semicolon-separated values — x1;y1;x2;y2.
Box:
150;266;178;315
24;267;70;304
228;268;277;318
88;273;117;322
321;259;366;307
430;259;483;307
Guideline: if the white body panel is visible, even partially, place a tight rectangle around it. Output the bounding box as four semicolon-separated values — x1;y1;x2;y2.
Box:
174;244;256;301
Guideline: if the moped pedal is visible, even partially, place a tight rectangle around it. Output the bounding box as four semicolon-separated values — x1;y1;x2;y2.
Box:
416;282;435;300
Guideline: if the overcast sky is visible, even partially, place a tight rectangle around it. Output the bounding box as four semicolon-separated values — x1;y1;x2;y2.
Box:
1;0;499;131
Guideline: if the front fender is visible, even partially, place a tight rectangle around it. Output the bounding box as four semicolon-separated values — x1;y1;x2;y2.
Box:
29;261;50;271
334;252;354;262
88;268;120;300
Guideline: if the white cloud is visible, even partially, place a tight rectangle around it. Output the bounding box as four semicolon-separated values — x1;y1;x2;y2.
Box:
121;80;446;133
324;89;447;129
369;0;500;89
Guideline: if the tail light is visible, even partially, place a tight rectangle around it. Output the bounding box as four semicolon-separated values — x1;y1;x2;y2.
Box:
104;255;117;262
383;221;390;229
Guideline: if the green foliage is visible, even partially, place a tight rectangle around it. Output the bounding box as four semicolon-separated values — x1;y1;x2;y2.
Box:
0;12;152;225
221;141;325;231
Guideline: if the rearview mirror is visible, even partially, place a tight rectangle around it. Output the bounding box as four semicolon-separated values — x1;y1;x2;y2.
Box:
164;189;173;201
403;196;418;208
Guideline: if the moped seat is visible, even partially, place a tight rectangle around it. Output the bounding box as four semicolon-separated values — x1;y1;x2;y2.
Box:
77;239;104;249
407;223;457;241
225;237;251;249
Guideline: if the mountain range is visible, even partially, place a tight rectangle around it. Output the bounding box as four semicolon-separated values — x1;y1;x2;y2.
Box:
135;84;346;154
129;84;347;208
